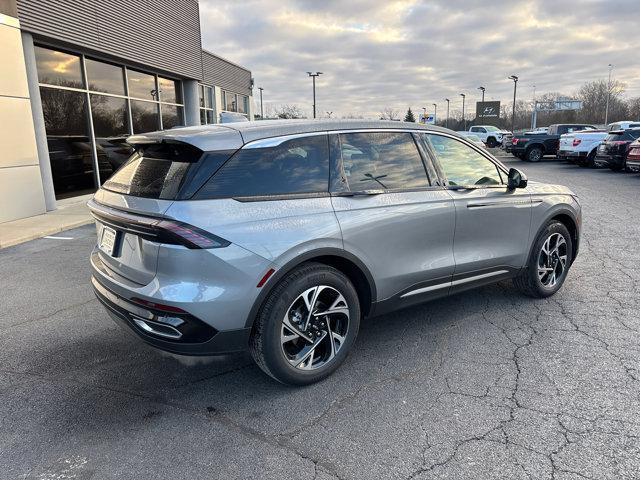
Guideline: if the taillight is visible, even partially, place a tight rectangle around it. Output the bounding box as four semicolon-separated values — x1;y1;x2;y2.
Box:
156;220;229;249
512;138;519;145
572;139;581;147
88;199;230;249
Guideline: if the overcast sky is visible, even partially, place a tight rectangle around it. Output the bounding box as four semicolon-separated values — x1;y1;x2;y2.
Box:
200;0;640;118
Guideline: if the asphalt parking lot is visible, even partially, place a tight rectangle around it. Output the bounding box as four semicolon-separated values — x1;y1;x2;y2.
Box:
1;155;639;480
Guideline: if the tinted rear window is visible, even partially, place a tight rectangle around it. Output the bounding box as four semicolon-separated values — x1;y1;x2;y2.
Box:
606;132;633;141
194;134;330;199
103;143;206;199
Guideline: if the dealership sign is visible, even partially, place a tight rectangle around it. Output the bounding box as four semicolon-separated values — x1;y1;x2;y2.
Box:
420;113;436;124
476;101;500;119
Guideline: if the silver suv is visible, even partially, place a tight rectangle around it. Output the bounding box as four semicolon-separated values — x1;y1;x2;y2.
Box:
89;120;581;385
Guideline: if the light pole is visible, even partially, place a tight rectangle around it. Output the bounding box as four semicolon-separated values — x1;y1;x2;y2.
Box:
509;75;518;133
306;71;323;119
478;86;485;103
604;64;613;125
432;103;437;124
258;87;264;120
460;93;466;130
445;98;450;128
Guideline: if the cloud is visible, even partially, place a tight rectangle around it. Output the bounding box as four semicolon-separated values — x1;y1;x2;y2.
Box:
199;0;640;118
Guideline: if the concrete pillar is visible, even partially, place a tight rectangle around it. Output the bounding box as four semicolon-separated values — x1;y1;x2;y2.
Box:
182;79;200;127
214;86;223;123
0;10;47;223
21;31;56;211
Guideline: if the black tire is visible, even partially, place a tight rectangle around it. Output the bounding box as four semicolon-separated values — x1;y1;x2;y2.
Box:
249;262;361;385
579;150;596;168
526;147;543;162
513;221;573;298
609;163;624;172
487;137;498;148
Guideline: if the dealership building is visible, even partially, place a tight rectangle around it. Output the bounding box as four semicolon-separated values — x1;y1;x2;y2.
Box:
0;0;254;223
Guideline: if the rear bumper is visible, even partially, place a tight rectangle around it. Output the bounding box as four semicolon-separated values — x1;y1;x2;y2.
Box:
93;275;251;355
558;150;586;158
626;158;640;171
594;154;624;168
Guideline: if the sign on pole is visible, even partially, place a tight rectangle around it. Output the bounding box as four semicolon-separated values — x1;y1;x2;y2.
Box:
476;101;500;119
420;113;436;124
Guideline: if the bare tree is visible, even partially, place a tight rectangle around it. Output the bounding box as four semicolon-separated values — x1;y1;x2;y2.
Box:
380;107;399;121
272;104;306;119
577;79;627;124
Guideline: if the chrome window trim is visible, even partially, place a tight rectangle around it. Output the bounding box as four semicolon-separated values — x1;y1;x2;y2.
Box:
243;131;329;149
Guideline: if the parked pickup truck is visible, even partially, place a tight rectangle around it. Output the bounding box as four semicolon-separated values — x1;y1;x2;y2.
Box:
510;124;597;162
467;125;511;148
557;130;608;167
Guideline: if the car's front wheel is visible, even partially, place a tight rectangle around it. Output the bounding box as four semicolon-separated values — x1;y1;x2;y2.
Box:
526;147;543;162
513;221;573;298
249;263;361;385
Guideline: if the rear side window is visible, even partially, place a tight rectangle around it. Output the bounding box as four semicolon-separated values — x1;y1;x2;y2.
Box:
606;132;633;141
338;132;429;191
194;134;329;199
103;143;204;199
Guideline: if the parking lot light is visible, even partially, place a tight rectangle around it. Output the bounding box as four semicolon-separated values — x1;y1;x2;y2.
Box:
307;71;323;119
605;64;613;125
432;103;437;123
460;93;466;130
445;98;450;128
478;86;485;103
509;75;519;133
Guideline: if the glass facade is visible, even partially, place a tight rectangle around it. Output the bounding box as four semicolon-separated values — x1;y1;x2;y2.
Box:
199;84;215;124
222;89;249;116
34;45;185;198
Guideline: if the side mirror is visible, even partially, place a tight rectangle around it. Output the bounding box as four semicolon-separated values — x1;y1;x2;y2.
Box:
507;167;528;190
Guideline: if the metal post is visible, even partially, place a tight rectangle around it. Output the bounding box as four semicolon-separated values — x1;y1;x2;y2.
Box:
307;72;323;119
445;99;450;129
460;93;466;130
478;86;485;104
509;75;518;133
258;87;264;119
604;64;613;125
432;103;437;124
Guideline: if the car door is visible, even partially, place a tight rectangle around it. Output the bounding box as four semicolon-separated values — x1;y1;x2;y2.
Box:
422;133;532;291
330;131;456;309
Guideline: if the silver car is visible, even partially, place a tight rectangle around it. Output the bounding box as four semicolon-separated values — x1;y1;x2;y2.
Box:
89;120;581;385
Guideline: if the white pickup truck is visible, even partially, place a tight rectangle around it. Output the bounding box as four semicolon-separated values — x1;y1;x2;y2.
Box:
467;125;511;148
557;130;608;167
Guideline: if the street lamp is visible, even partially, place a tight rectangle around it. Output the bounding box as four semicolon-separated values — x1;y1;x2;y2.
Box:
445;98;450;128
604;64;613;125
258;87;264;120
460;93;466;130
509;75;518;133
432;103;437;123
306;71;323;119
478;86;485;103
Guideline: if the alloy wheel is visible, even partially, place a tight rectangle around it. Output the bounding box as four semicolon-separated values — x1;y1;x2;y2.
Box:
537;233;568;287
281;285;350;370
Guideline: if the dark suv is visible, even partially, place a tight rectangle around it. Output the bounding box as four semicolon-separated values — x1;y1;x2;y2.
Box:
594;129;640;171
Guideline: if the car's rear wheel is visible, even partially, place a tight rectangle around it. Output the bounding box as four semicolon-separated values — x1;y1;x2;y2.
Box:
579;150;596;168
487;137;498;148
526;147;543;162
513;221;573;298
249;263;360;385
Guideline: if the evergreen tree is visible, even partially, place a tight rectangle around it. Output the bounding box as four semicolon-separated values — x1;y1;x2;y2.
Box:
404;108;416;122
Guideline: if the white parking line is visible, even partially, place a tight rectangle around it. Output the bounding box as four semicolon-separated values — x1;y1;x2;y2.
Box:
43;236;75;240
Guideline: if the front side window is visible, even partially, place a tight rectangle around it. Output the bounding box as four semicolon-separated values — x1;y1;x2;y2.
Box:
338;132;429;191
425;134;503;187
195;135;330;198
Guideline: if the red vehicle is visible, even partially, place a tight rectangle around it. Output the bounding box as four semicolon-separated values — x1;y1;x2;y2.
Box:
626;138;640;172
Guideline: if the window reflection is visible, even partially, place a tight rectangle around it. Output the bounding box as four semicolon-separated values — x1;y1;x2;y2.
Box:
34;46;84;88
131;100;160;133
128;69;158;100
161;104;182;129
426;134;503;186
159;77;179;104
85;59;125;95
339;132;429;190
40;87;100;198
90;95;133;175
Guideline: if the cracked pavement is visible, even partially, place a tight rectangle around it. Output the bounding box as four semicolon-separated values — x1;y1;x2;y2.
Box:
1;156;639;479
